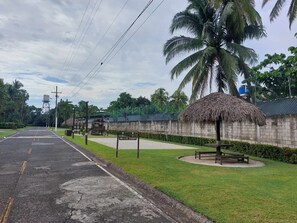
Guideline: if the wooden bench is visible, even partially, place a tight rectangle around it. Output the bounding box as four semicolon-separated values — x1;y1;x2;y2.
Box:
215;153;249;165
195;151;218;159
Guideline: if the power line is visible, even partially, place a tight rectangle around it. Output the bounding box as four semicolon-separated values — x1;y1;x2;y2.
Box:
61;0;92;75
64;0;104;75
78;0;129;70
71;0;165;98
70;0;154;98
106;0;166;65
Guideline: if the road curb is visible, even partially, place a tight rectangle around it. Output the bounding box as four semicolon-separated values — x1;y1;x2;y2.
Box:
62;138;213;223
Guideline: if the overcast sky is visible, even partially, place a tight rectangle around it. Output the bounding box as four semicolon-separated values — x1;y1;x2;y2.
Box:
0;0;296;108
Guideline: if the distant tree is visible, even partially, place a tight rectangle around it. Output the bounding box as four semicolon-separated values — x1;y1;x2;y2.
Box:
76;100;88;117
88;105;100;116
247;39;297;100
107;92;136;116
262;0;297;28
0;79;7;120
151;88;169;112
169;90;188;112
115;92;136;108
135;96;151;107
58;99;73;126
0;79;29;124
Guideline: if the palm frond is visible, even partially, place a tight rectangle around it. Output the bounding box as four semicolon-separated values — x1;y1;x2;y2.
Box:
190;68;208;102
262;0;270;7
170;51;205;79
163;36;204;63
237;59;251;79
170;11;203;36
269;0;286;21
218;49;239;83
177;65;199;91
225;42;258;65
237;0;262;25
288;0;297;28
244;24;267;40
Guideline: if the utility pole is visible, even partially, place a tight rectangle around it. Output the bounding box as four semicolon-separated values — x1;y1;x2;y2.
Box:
85;101;89;145
72;106;76;139
51;86;62;131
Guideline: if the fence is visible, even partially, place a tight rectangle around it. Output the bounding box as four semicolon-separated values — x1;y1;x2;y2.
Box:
106;115;297;148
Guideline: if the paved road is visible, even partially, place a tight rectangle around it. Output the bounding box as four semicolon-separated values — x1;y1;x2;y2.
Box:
0;128;174;223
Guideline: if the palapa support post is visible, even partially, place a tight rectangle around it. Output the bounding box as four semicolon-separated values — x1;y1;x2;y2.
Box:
215;116;222;156
116;132;119;158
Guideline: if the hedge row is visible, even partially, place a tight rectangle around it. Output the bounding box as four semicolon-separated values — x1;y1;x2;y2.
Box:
107;130;297;164
0;122;25;129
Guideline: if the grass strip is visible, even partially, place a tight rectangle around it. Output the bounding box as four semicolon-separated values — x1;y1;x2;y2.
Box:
0;129;17;139
57;130;297;223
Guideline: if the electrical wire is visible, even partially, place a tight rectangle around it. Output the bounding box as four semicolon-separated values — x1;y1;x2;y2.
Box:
70;0;154;97
64;0;104;74
79;0;129;69
106;0;165;65
84;0;166;87
61;0;91;75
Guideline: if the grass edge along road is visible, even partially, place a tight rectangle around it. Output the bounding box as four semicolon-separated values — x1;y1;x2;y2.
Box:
56;130;297;223
0;129;17;140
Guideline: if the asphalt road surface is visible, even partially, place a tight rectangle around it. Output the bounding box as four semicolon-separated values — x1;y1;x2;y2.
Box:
0;128;174;223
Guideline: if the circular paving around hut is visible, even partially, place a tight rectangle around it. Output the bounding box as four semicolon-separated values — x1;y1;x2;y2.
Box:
178;155;265;168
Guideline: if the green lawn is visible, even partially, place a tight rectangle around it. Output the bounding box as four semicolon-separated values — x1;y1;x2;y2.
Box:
0;129;16;139
57;130;297;223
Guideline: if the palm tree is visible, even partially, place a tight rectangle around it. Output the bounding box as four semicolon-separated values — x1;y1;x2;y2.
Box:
262;0;297;28
170;90;188;112
151;88;169;112
163;0;266;102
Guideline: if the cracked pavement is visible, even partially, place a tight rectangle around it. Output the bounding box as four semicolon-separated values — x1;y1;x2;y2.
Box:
0;128;174;223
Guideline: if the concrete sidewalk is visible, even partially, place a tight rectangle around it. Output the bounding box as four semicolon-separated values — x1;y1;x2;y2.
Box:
89;137;195;150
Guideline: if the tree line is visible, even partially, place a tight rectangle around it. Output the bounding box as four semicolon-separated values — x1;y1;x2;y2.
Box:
0;79;30;127
106;88;188;117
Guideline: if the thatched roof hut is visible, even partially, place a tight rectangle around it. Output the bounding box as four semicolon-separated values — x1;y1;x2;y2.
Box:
179;92;266;126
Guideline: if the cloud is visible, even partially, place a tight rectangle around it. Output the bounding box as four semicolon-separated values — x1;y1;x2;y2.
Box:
134;82;156;88
43;76;68;84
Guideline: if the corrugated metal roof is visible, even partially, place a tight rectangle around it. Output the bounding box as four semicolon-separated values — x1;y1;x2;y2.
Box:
257;98;297;116
109;113;178;122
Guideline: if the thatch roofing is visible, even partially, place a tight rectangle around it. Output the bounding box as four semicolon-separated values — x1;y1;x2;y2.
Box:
179;92;266;126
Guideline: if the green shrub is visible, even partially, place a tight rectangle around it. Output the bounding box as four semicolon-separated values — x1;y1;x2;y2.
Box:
107;130;297;164
289;154;297;164
0;122;24;129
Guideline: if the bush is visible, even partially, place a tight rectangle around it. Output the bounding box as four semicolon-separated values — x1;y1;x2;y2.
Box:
107;130;297;164
0;122;25;129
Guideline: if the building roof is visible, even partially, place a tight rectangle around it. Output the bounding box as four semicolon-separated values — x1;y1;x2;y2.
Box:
257;98;297;116
109;113;178;122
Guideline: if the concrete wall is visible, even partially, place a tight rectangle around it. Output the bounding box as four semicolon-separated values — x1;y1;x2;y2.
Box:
106;115;297;148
